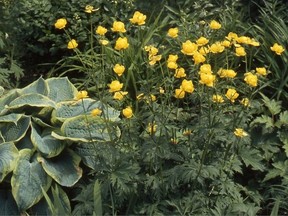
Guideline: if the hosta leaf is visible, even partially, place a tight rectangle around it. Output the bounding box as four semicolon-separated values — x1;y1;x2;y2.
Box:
0;113;23;124
37;149;82;187
31;125;66;158
11;149;52;211
32;116;54;128
0;86;4;96
0;142;19;182
18;77;48;95
1;115;31;142
46;77;78;102
51;131;88;142
0;190;20;215
8;93;56;109
61;115;121;142
0;89;19;115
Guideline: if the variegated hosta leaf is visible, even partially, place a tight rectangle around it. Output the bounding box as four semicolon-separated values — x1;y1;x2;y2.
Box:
46;77;78;102
37;149;82;187
0;113;23;124
0;89;19;115
0;190;20;215
11;149;52;211
61;115;121;142
0;115;31;142
18;77;48;96
0;142;19;182
31;124;66;158
8;93;56;110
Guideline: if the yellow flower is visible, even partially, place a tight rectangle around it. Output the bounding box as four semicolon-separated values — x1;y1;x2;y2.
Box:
199;46;210;55
167;54;178;62
67;39;78;49
209;20;221;29
193;52;206;64
129;11;146;25
113;64;125;76
99;39;109;45
170;138;178;145
226;32;238;41
85;5;98;13
167;27;178;38
159;87;165;94
145;45;158;56
183;129;192;136
196;36;209;46
113;91;128;100
111;21;126;33
174;67;186;78
181;79;194;93
91;108;102;116
217;68;237;78
149;94;156;102
235;46;246;56
115;37;129;50
234;128;248;137
225;88;239;103
75;90;88;100
54;18;67;29
149;55;162;65
221;40;231;47
200;64;212;74
209;42;225;53
244;72;258;87
108;80;123;92
212;94;224;103
256;67;267;76
236;36;250;44
270;43;285;55
147;122;157;134
199;73;216;87
181;40;198;55
248;38;260;46
240;98;250;107
174;88;185;99
96;26;108;35
136;93;144;100
122;106;133;118
167;55;178;69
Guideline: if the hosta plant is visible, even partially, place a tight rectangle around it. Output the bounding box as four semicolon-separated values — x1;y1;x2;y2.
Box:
0;77;120;215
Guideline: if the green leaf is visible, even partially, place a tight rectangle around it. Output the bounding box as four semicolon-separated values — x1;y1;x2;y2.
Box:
239;148;265;171
270;198;280;216
18;77;48;95
252;115;274;128
1;115;31;142
11;149;52;211
8;93;56;109
93;180;102;216
0;113;23;124
0;86;4;96
46;77;78;102
37;149;82;187
0;89;19;115
279;130;288;157
261;93;282;115
0;142;19;182
31;124;66;158
0;190;20;215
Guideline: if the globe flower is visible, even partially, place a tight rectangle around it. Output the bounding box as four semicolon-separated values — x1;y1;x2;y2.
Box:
181;79;194;93
99;39;109;45
226;32;238;41
270;43;285;55
75;90;88;100
147;122;157;134
85;5;98;13
149;55;162;65
209;42;225;53
217;68;237;78
196;36;209;46
248;38;260;46
236;36;250;44
159;87;165;94
115;37;129;50
193;52;206;64
129;11;146;25
145;45;158;56
67;39;78;49
212;94;224;103
167;27;179;38
174;88;185;99
167;54;178;69
91;108;102;116
234;128;248;137
108;80;123;92
111;21;126;33
256;67;267;76
181;40;198;55
113;91;128;100
122;106;133;118
221;40;231;47
96;26;108;35
113;64;125;76
54;18;67;29
209;20;221;29
244;72;258;87
199;46;210;55
174;67;186;78
199;73;216;87
235;46;246;56
225;88;239;103
200;64;212;74
240;98;250;107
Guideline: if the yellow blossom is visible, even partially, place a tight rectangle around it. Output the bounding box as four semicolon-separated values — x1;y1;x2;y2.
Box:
54;18;67;29
96;26;108;35
209;42;225;53
240;98;250;107
183;129;192;136
217;68;237;78
226;32;238;41
111;21;126;33
170;138;178;145
115;37;129;50
221;40;231;47
212;94;224;103
122;106;133;118
181;40;198;55
113;64;125;76
200;64;212;74
196;36;209;46
167;27;179;38
149;94;156;102
85;5;98;13
181;79;194;93
225;88;239;103
159;87;165;94
256;67;267;76
270;43;285;55
75;91;88;100
136;93;144;100
199;73;216;87
199;46;210;55
91;108;102;116
234;128;248;137
149;55;162;65
236;36;250;44
209;20;221;29
113;91;128;100
167;54;178;62
147;122;157;134
167;61;178;69
145;45;158;56
99;39;109;45
67;39;78;49
193;52;206;64
108;80;123;92
174;67;186;78
129;11;146;25
235;46;246;56
244;72;258;87
174;88;185;99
